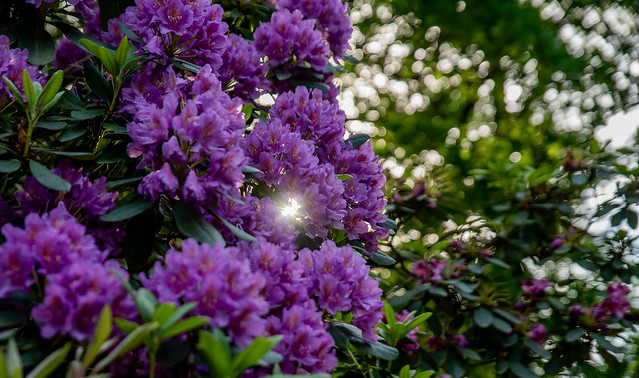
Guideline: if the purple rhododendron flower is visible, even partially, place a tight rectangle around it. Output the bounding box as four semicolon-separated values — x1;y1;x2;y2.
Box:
0;204;134;340
529;324;547;344
0;35;43;102
254;9;330;71
521;279;554;296
0;204;107;295
413;258;447;283
277;0;352;56
14;160;124;255
141;239;269;347
220;34;269;100
427;332;470;350
120;0;228;67
299;240;383;341
592;280;631;320
129;66;247;205
31;260;136;340
394;310;421;354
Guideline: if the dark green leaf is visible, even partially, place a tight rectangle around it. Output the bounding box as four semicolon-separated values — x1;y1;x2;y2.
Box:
337;173;353;181
591;333;622;353
350;338;399;360
627;209;638;229
555;203;574;216
105;177;144;189
103;123;128;133
31;149;95;160
444;356;466;378
242;166;263;174
565;328;584;342
496;361;509;374
171;58;202;73
35;121;67;130
0;160;20;173
370;251;396;266
473;308;493;328
274;70;292;81
174;202;225;246
25;342;71;378
611;210;625;226
57;91;87;110
427;286;448;297
84;61;114;103
388;284;430;307
58;125;88;142
213;212;257;242
509;362;539;378
0;309;27;327
484;257;511;269
29;160;71;192
288;78;330;92
492;317;512;333
118;21;144;44
53;22;115;53
100;199;153;222
456;346;481;361
492;308;523;325
522;338;551;359
376;219;397;230
156;338;190;367
571;173;589;186
71;109;105;120
19;27;56;65
346;134;371;148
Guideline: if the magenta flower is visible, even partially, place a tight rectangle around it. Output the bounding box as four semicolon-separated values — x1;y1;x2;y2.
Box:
521;279;553;296
529;324;547;344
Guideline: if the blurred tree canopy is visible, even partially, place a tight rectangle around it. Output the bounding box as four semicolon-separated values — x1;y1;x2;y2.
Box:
341;0;639;209
338;1;639;377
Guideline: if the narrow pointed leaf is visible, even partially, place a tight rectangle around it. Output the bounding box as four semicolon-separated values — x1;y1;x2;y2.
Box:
174;202;225;246
29;160;71;192
94;322;158;372
82;306;113;368
25;342;71;378
159;317;208;340
99;199;153;222
37;70;63;108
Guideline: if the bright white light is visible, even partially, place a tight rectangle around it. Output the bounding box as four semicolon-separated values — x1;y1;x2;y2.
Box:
281;199;301;217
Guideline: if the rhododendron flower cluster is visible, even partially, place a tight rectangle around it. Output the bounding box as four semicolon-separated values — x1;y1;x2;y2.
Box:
277;0;352;55
300;240;384;341
0;205;135;340
0;0;392;375
120;0;228;66
0;35;42;100
14;160;123;255
128;66;247;204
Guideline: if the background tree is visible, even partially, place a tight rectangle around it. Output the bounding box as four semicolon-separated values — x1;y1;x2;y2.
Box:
339;0;639;377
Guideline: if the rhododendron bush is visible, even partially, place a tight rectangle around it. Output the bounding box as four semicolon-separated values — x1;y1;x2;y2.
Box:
0;0;395;376
0;0;637;377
